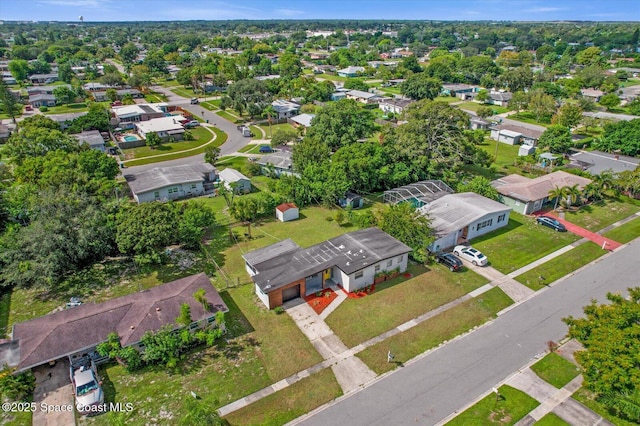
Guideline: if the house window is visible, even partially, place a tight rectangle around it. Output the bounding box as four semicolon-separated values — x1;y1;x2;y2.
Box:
375;265;380;272
355;271;364;279
497;214;506;223
154;191;160;199
168;187;179;194
477;219;493;230
397;255;403;263
191;184;197;189
387;260;393;267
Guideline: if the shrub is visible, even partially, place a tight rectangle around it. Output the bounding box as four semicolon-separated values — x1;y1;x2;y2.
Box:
0;369;35;402
274;306;285;314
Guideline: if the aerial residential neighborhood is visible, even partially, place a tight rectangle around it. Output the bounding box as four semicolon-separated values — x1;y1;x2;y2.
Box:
1;1;640;425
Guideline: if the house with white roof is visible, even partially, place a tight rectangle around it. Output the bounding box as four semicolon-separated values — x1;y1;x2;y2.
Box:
271;100;300;120
346;90;381;104
218;168;251;193
337;66;365;77
135;116;186;141
288;113;315;128
418;192;511;252
113;104;165;124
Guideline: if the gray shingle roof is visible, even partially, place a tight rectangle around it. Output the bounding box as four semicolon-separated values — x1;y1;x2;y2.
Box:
126;163;215;194
243;228;412;293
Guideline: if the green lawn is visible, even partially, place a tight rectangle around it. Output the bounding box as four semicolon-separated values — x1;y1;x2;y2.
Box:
603;216;640;243
325;263;488;348
238;144;264;154
563;199;640;232
515;242;606;291
530;353;581;389
249;125;264;139
472;214;579;275
508;112;550;127
257;122;295;137
43;102;90;114
535;413;570;425
447;384;539;426
457;101;508;114
572;388;638;426
170;85;199;98
201;99;221;111
357;287;513;375
202;206;365;286
215;156;251;174
434;96;461;104
314;73;347;82
0;292;10;338
123;126;217;161
217;110;243;123
88;284;323;425
223;368;342;426
124;127;227;167
143;90;167;103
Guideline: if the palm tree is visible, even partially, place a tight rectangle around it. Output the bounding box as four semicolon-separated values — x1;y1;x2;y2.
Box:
564;184;583;208
262;105;277;138
548;185;566;211
593;170;615;196
600;389;640;421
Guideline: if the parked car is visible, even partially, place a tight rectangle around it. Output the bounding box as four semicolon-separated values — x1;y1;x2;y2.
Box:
436;252;463;272
190;97;199;104
70;361;104;414
259;145;273;153
453;245;488;266
184;120;200;128
536;216;567;232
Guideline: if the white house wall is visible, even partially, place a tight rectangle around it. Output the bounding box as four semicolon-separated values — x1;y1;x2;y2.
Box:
341;254;409;292
134;181;205;203
255;284;270;308
466;210;511;240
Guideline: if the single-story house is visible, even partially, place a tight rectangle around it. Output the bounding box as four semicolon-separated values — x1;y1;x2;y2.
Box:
379;98;413;115
492;171;592;215
256;151;297;177
83;82;111;92
469;116;491;130
567;149;640;175
271;100;300;120
47;112;88;130
490;124;544;146
7;273;227;372
29;94;56;107
418;192;512;252
28;73;58;84
441;83;478;98
346;90;381;104
580;88;605;102
26;85;63;96
288;113;315;128
243;227;412;309
2;75;16;85
135;116;186;141
337;66;365;77
74;130;106;152
338;191;364;209
276;203;299;222
218;168;251;193
113;104;165;123
488;91;513;107
93;88;143;102
126;163;216;203
255;74;281;81
331;92;347;101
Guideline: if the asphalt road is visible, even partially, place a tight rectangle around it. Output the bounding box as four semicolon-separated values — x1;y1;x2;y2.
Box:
123;87;253;175
298;241;638;426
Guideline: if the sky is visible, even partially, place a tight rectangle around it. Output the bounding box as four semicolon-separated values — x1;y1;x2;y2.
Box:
1;0;639;22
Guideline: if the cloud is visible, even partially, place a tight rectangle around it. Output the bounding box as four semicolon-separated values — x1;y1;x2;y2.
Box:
274;8;304;17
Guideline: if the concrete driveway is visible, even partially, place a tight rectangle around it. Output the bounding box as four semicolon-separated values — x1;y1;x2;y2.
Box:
32;359;75;426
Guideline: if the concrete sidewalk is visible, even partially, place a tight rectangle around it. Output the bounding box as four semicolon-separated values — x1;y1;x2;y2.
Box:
542;212;622;250
462;262;535;302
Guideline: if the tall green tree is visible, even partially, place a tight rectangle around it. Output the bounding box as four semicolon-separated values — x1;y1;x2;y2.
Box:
564;287;640;420
552;103;583;128
304;99;374;151
400;73;442;101
457;176;500;200
8;59;29;82
537;125;573;154
0;78;21;124
373;203;433;263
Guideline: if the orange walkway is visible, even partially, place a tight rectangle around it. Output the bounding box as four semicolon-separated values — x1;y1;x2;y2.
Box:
542;212;622;251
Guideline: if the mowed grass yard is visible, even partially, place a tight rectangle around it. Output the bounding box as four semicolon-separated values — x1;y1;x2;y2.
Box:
563;198;640;232
325;263;489;348
87;283;324;426
446;384;539;426
603;216;640;243
223;368;342;426
472;214;579;275
530;352;581;389
357;287;513;375
123;126;217;160
514;242;606;291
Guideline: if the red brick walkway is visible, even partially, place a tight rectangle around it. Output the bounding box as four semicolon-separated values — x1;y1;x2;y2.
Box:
542;212;622;251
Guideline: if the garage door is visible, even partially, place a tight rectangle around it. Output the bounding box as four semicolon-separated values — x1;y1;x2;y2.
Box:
282;285;301;302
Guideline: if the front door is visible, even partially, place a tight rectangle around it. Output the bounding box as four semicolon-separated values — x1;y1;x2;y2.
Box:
461;226;469;239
